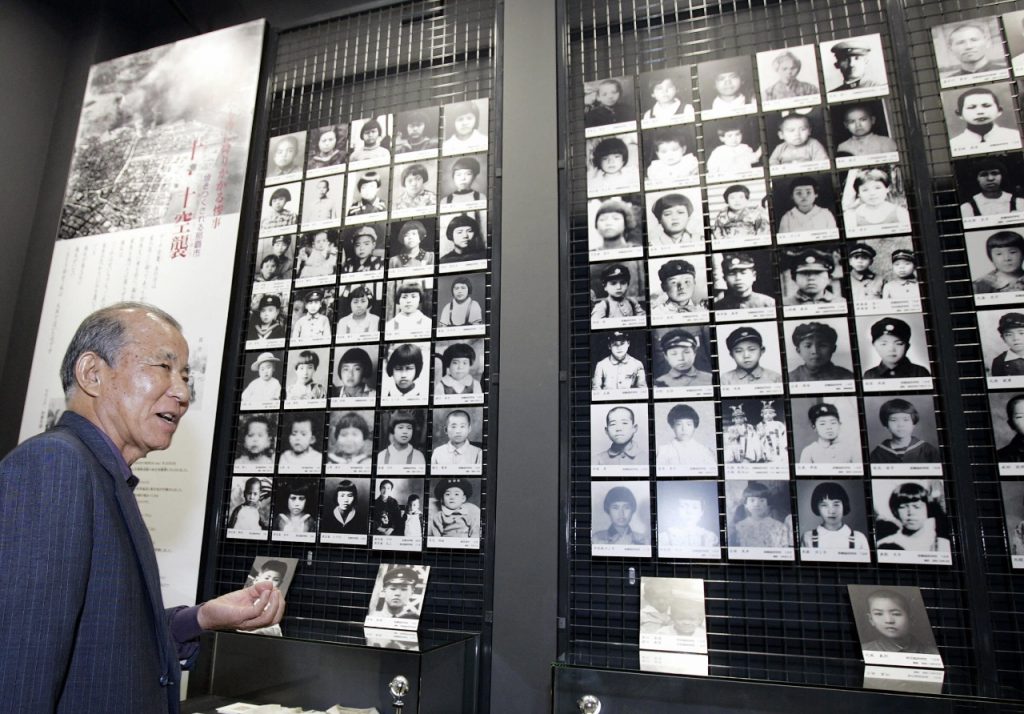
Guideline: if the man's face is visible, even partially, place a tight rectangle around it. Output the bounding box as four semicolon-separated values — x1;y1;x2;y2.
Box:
392;422;414;444
817;497;844;528
814;415;841;442
665;274;695;304
794;268;829;296
255;569;283;588
730;341;764;371
658;204;690;235
791;185;818;213
453;168;475;190
844;108;875;137
609;340;629;360
445;414;470;444
665;344;695;372
896;500;927;533
868;596;910;639
836;52;869;81
977;169;1004;193
384;581;413;608
797;336;836;370
393;363;418;389
887;413;916;440
873;334;908;368
892;259;915;279
608;500;635;527
671;418;696;441
354;235;375;258
725;190;749;211
959;92;1001;126
443;487;468;509
651;79;677;103
605;278;629;299
605;409;637;445
289;421;314;453
949;26;990;64
1004;327;1024;355
725;267;755;296
452;225;474;249
714;71;741;98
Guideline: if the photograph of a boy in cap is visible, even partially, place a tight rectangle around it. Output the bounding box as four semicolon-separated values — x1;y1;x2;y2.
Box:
968;229;1024;302
847;242;884;303
652;327;713;397
773;174;839;242
821;34;888;100
956;155;1024;228
932;19;1008;87
858;315;932;387
590;261;647;329
241;351;283;409
367;564;429;626
646;189;703;255
942;83;1022;156
719;323;783;395
710;183;770;248
985;310;1024;385
291;288;333;344
590;481;652;556
654;402;716;473
650;256;709;324
259;183;301;236
880;248;920;301
246;291;288;346
428;478;481;542
591;403;650;475
794;400;862;466
589;195;644;259
831;100;899;167
781;246;846;317
785;319;856;388
340;225;386;277
713;251;776;320
592;330;648;400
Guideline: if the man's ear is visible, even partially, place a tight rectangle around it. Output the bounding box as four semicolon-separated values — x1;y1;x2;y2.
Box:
74;352;106;397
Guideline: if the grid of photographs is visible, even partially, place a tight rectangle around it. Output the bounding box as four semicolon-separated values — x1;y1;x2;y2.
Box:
228;98;491;553
580;37;952;567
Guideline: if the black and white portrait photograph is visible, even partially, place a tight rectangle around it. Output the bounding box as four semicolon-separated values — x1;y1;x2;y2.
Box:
765;107;830;176
334;282;384;345
583;75;637;137
393;106;440;160
588;194;645;261
708;180;771;250
979;307;1024;389
717;322;784;398
375;409;429;475
591;329;648;402
390;161;438;219
384;278;434;342
702;116;764;183
989;392;1024;474
319;477;370;545
264;131;306;185
639;66;696;128
438;153;488;212
386;219;437;279
589;259;648;331
244;555;299;596
722;398;789;479
955;153;1024;229
941;82;1022;157
344;168;390;224
655;480;721;559
710;249;776;322
271;476;319;543
932;18;1010;88
283;347;330;409
642;125;700;190
645;188;705;257
756;45;822;111
651;325;714;400
325;410;375;475
289;287;334;347
590;402;651;477
240;350;283;411
433;338;486;405
849;584;944;668
639;577;708;654
648;255;710;326
436;273;486;338
830;99;899;169
370;478;425;551
724;479;794;561
442;98;489;155
329;345;379;409
339;223;386;283
348;115;393;169
306;123;349;177
847;236;922;315
855;313;933;392
590;480;652;558
1000;481;1024;567
429;406;485;475
276;411;325;475
790;397;863;476
300;175;344;231
780;244;847;318
293;229;340;287
226;475;272;539
772;173;840;244
365;564;430;630
252;235;293;287
653;401;717;476
870;479;952;566
864;395;942;477
1005;10;1024;76
796;480;869;562
439;211;488;272
820;34;890;103
587;132;643;197
840;165;911;238
428;477;483;549
232;412;277;474
380;342;432;406
697;56;758;119
966;227;1024;305
258;182;301;237
784;317;856;395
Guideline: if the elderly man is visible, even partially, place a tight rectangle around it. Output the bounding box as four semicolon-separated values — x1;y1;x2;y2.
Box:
0;302;285;713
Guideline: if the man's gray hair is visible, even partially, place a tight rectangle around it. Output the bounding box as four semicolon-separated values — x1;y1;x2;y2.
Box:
60;302;183;396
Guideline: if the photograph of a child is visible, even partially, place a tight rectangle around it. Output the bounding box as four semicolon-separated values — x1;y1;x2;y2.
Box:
289;288;333;346
265;131;306;185
244;556;298;599
439;154;488;211
380;342;431;405
784;319;856;393
385;278;434;342
589;260;647;330
1000;481;1024;566
439;212;488;270
840;165;911;237
591;329;648;401
756;45;822;110
306;124;348;176
639;66;696;127
386;219;437;278
430;406;484;474
710;250;776;321
393;107;440;159
271;476;319;542
722;399;788;476
849;585;943;668
366;564;430;629
717;323;784;397
864;395;941;476
240;351;283;410
590;480;652;557
702;116;764;182
300;177;344;230
830;100;899;168
330;346;378;407
772;173;839;243
653;401;717;476
319;477;370;544
586;133;643;197
847;237;922;315
856;314;932;390
1005;10;1024;76
258;182;301;237
583;75;637;136
645;188;704;256
642;125;699;189
697;56;758;119
369;478;424;545
325;408;374;473
226;476;272;538
590;402;650;477
334;282;383;345
639;577;708;654
376;409;428;474
955;154;1024;229
347;115;392;169
941;83;1022;157
932;18;1009;88
339;224;386;280
655;480;721;559
437;273;486;337
442;98;488;155
796;480;869;562
989;392;1024;473
284;348;329;408
708;181;771;250
276;411;324;475
345;169;390;223
651;326;714;399
765;108;830;175
428;477;482;547
390;161;438;219
648;255;710;325
253;236;294;285
791;397;863;475
870;480;952;564
725;479;794;560
588;195;645;261
967;228;1024;304
433;339;486;405
780;245;847;317
294;229;340;285
977;308;1024;388
820;35;890;102
232;413;277;474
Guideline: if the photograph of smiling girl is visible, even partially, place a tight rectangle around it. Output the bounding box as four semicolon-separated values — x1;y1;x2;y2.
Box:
790;397;863;476
783;317;856;395
329;345;379;408
347;115;393;170
639;66;695;128
430;406;484;475
335;282;383;345
588;194;645;262
244;555;299;595
653;401;717;476
587;133;643;197
233;413;278;474
965;228;1024;305
941;82;1022;157
436;273;486;338
590;480;652;557
320;477;370;545
641;125;699;190
795;480;869;562
277;412;325;476
590;402;650;477
855;313;933;392
869;480;951;566
652;325;713;399
848;584;943;668
433;338;486;405
380;342;432;406
955;153;1024;229
756;45;822;111
389;161;437;220
283;347;330;409
655;481;721;558
829;99;899;169
325;410;375;475
645;188;704;257
345;168;390;225
864;395;941;477
306;124;349;177
442;98;489;155
839;165;910;238
439;154;488;212
583;75;637;137
932;18;1009;89
648;255;710;326
227;475;272;539
591;329;648;402
428;477;483;549
765;108;830;176
385;278;434;342
265;131;307;185
376;410;428;476
387;218;437;279
990;392;1024;475
439;212;488;272
697;56;758;119
725;479;794;561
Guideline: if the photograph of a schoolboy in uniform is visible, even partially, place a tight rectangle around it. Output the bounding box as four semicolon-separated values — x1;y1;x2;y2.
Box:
710;250;776;322
258;183;301;237
790;397;863;475
429;407;484;476
931;18;1009;88
820;35;890;102
589;260;648;330
864;395;941;476
244;555;299;595
442;98;489;155
642;124;700;189
771;173;839;243
240;350;284;411
941;83;1022;157
365;564;430;629
653;401;717;476
697;56;758;119
780;245;847;317
306;124;348;176
648;255;710;325
796;480;869;562
651;326;714;400
645;188;704;256
655;480;721;559
955;154;1024;229
393;107;440;159
583;75;637;136
590;481;652;558
870;480;952;565
639;66;696;127
784;318;856;394
989;392;1024;474
829;99;899;168
849;584;943;667
1000;480;1024;566
847;237;921;315
347;115;393;169
717;324;784;397
707;180;771;250
765;108;830;176
721;398;788;478
702;116;764;182
300;176;344;230
590;403;651;477
977;308;1024;388
586;133;643;197
433;338;486;405
265;131;306;185
725;479;794;561
756;45;821;110
855;314;932;391
588;194;645;261
591;329;648;401
289;288;333;346
966;228;1024;304
639;577;708;654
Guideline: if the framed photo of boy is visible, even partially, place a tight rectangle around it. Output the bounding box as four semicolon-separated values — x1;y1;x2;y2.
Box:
325;410;375;475
393;106;440;161
655;480;721;559
955;153;1024;229
639;577;708;654
820;34;890;103
233;413;278;475
645;188;705;257
347;115;393;170
590;402;651;477
931;18;1009;89
855;313;933;392
442;98;489;155
864;395;942;477
783;317;856;395
590;480;652;558
716;322;784;398
334;281;384;346
306;124;349;177
344;168;390;225
384;277;434;342
780;244;848;318
433;338;487;405
641;125;700;190
756;45;822;111
870;480;952;566
639;66;696;128
848;585;944;668
240;350;284;411
244;555;299;596
651;325;714;400
338;223;386;284
588;194;645;262
653;400;717;476
586;133;643;198
428;477;483;549
276;412;325;476
648;254;711;326
966;227;1024;304
710;249;777;322
365;564;430;629
390;160;439;220
707;179;771;250
265;131;307;186
1000;480;1024;567
990;392;1024;474
591;329;649;402
589;259;648;331
320;476;371;545
848;236;922;316
1005;10;1024;77
439;211;488;273
979;307;1024;388
329;344;380;409
790;396;863;476
771;173;840;244
796;480;870;563
289;287;334;347
940;83;1022;157
830;99;899;169
429;406;485;475
226;476;272;540
724;479;794;561
283;347;330;410
840;165;911;238
702;116;764;183
697;56;758;119
258;181;301;238
721;398;789;479
375;409;429;475
765;107;830;176
300;175;344;232
380;342;432;406
583;75;638;138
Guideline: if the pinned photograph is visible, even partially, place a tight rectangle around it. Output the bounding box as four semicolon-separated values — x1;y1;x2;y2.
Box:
587;132;643;197
590;480;652;557
370;478;425;551
932;18;1009;88
645;188;704;256
791;397;863;476
583;75;637;137
711;249;776;322
765;107;830;175
226;476;272;539
840;165;911;238
320;477;370;545
718;322;784;397
258;182;301;237
651;325;714;399
588;194;645;261
294;229;341;288
433;338;486;405
655;481;721;558
428;477;482;549
856;314;932;392
252;235;294;286
271;476;319;542
967;228;1024;304
442;98;489;154
265;131;306;185
1005;10;1024;76
642;125;699;189
955;153;1024;228
591;329;648;401
590;402;650;477
702;116;764;182
1000;481;1024;566
830;99;899;168
871;480;952;565
941;82;1022;157
848;237;922;315
820;34;890;102
380;342;432;406
430;406;484;475
697;56;758;118
648;255;710;325
276;411;324;475
376;409;428;475
325;410;374;475
334;282;383;344
756;45;822;110
989;392;1024;474
345;168;389;224
780;245;847;317
365;564;430;629
849;585;943;668
639;578;708;654
796;480;869;562
439;212;488;272
722;398;788;478
437;273;486;338
589;260;647;330
981;308;1024;387
330;344;379;408
232;413;277;474
725;479;794;561
864;395;942;476
639;66;696;127
240;350;283;410
439;154;487;212
347;115;392;169
784;317;856;394
387;218;437;279
306;123;349;176
772;173;839;243
653;401;717;476
244;555;298;596
300;176;344;230
393;106;440;160
339;224;386;281
391;161;438;219
385;278;434;341
289;287;334;346
283;347;329;409
708;180;770;250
